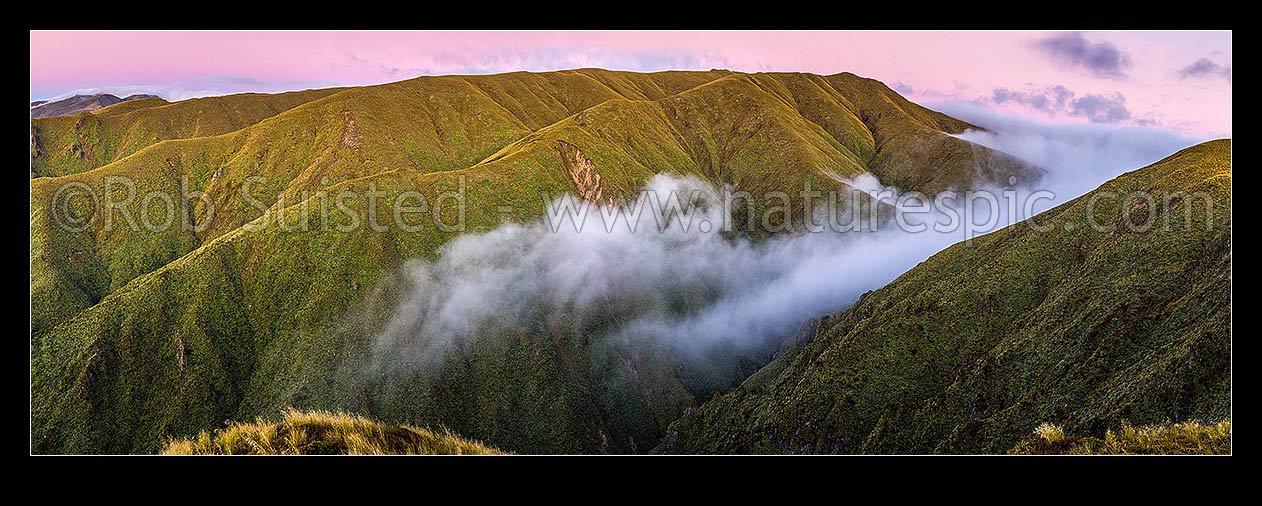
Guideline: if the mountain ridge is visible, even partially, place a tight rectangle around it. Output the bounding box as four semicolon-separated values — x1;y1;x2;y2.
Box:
659;139;1232;454
31;69;1038;335
30;68;1054;454
30;93;160;119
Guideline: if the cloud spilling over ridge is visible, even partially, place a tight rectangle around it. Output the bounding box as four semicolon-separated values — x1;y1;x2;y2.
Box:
375;109;1205;378
375;175;952;371
935;101;1201;197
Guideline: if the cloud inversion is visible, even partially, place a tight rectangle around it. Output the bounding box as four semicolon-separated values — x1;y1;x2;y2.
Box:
375;106;1202;386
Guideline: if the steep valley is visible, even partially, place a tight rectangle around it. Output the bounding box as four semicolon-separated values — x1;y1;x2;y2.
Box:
29;69;1227;455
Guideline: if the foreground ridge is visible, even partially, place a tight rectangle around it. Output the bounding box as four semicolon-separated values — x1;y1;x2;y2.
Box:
162;409;504;455
661;140;1232;454
1009;419;1230;455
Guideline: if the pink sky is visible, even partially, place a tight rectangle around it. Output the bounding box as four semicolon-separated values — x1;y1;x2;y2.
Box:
30;31;1231;137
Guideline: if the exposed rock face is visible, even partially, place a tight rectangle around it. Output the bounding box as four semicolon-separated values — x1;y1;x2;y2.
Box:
557;140;607;205
340;110;362;152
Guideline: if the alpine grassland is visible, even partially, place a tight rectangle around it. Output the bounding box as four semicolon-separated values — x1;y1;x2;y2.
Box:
32;69;1226;455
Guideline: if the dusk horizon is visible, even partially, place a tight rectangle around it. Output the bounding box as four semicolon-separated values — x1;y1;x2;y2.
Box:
31;31;1230;137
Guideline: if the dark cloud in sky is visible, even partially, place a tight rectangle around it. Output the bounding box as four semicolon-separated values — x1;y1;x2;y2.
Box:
991;85;1132;124
1033;32;1133;80
992;85;1074;113
1179;58;1232;81
1069;93;1131;123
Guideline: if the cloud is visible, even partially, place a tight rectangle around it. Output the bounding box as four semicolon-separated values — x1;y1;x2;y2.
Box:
1033;32;1132;79
37;85;209;102
375;175;967;377
1179;58;1232;81
32;76;345;103
1069;93;1131;123
990;85;1132;124
373;107;1203;393
889;81;915;95
992;85;1075;113
936;100;1199;196
339;46;733;80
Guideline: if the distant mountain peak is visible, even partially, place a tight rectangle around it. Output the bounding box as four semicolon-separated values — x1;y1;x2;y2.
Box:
30;92;162;118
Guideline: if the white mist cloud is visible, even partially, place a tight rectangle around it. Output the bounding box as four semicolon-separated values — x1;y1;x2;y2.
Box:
377;108;1207;379
934;100;1202;198
377;175;970;376
34;84;229;103
33;78;342;103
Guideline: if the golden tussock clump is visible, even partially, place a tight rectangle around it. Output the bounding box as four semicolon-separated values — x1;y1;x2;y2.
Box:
1010;419;1231;455
162;409;505;455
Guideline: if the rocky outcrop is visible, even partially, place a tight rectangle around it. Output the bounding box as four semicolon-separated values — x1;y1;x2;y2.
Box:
556;140;606;204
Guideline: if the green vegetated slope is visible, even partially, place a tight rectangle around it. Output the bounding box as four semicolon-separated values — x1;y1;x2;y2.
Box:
30;89;343;178
659;139;1232;454
31;69;1037;454
162;409;503;455
30;70;1037;336
91;97;170;116
30;70;727;334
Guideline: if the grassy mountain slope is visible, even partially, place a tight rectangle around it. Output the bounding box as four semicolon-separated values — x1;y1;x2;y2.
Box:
31;70;1036;335
162;409;503;455
31;69;1038;454
30;89;341;178
32;128;685;454
91;97;169;116
30;71;744;333
659;139;1232;454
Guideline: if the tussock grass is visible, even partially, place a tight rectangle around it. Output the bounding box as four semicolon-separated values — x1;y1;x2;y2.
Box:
1034;423;1065;444
1010;419;1231;455
162;409;504;455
